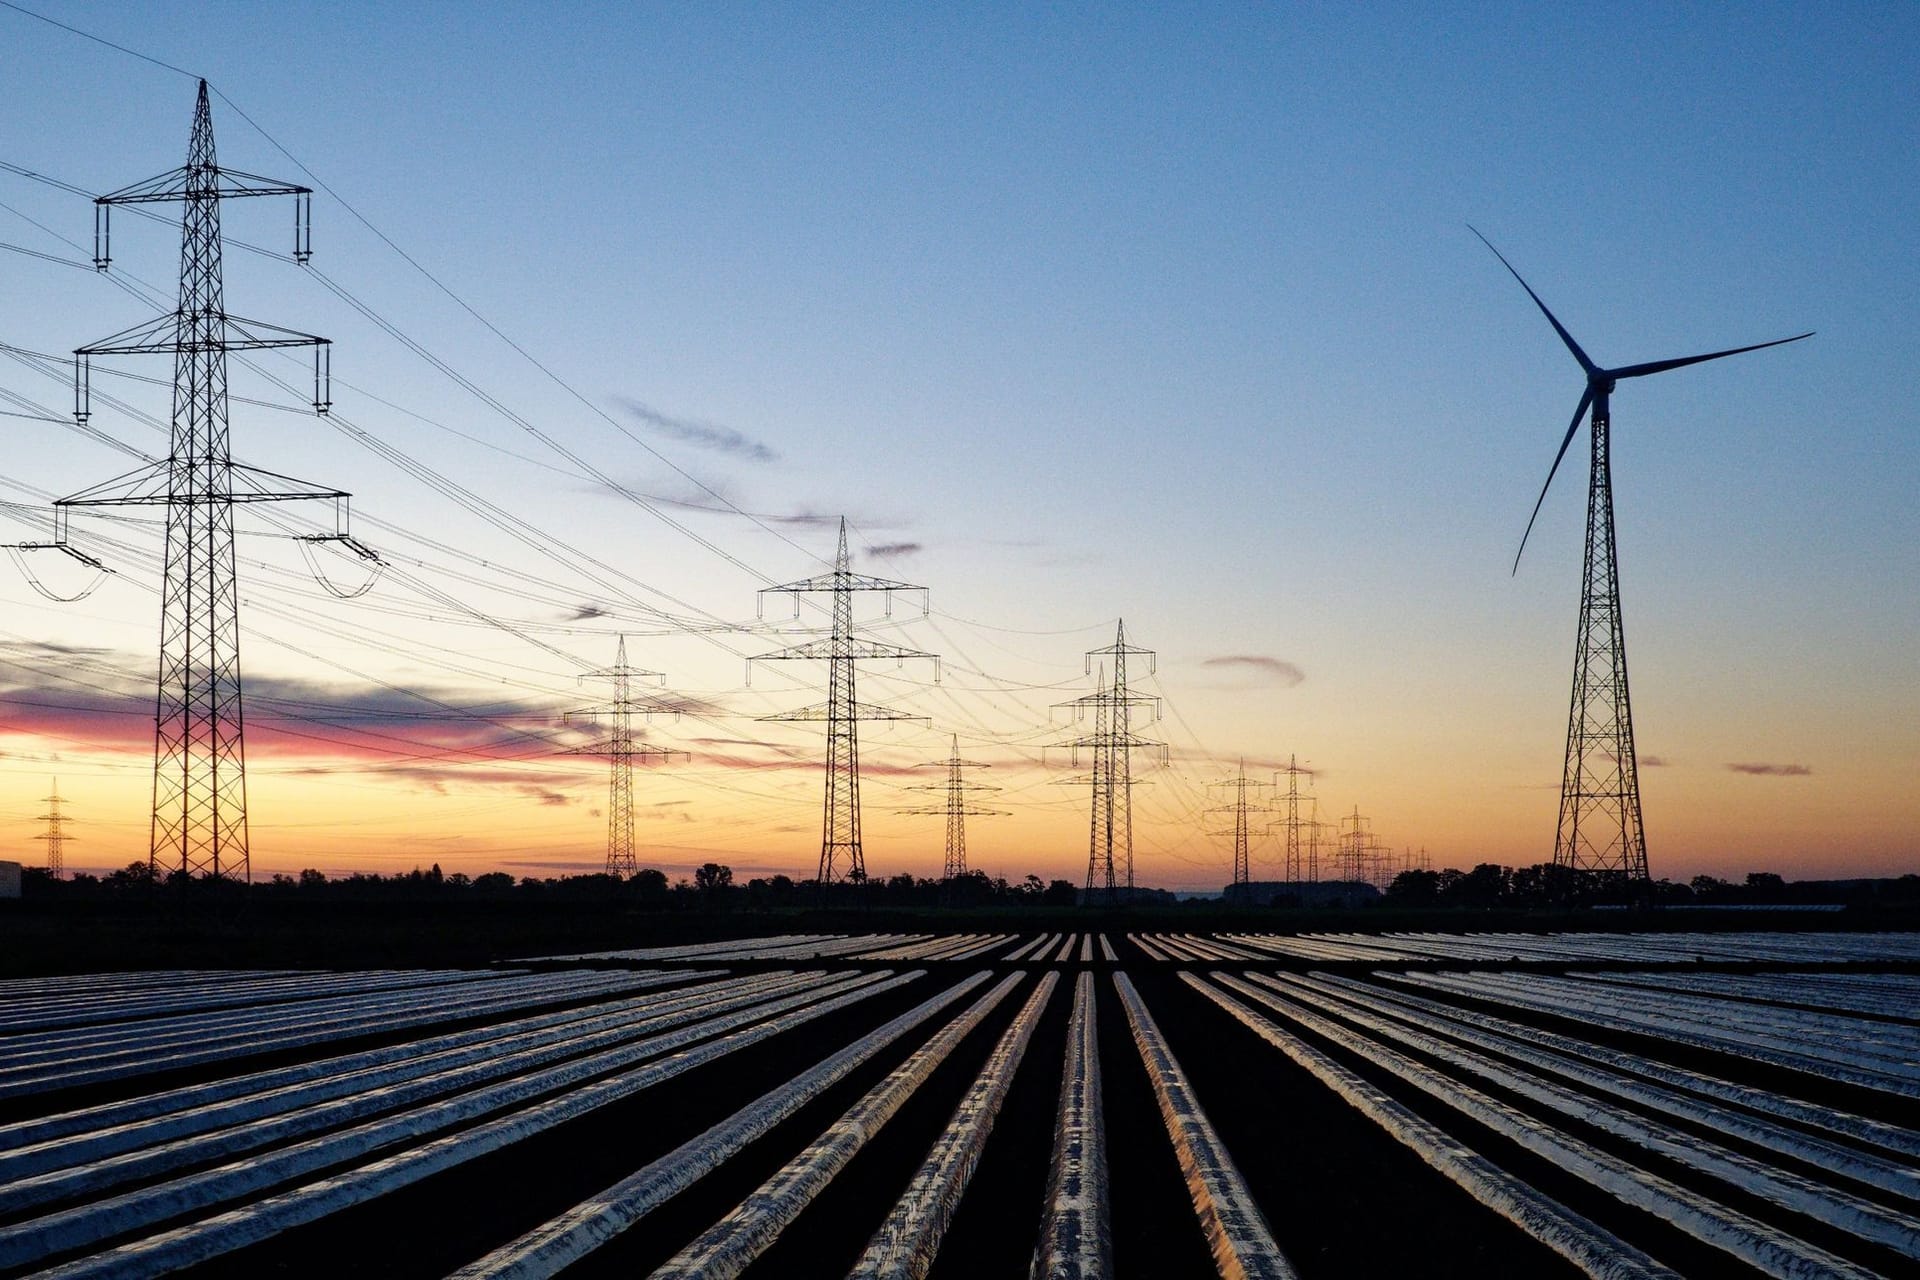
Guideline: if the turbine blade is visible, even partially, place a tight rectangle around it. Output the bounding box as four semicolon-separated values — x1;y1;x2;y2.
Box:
1611;331;1814;380
1513;385;1595;575
1469;225;1598;376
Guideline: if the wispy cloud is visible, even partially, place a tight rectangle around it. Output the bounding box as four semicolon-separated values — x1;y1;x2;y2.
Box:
1727;762;1812;777
1202;655;1306;687
866;541;923;559
1639;754;1671;768
568;604;610;622
616;398;777;463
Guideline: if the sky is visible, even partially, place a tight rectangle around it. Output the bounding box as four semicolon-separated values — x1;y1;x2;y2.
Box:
0;2;1914;890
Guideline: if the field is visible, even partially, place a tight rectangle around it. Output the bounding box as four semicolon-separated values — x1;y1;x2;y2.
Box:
2;929;1918;1278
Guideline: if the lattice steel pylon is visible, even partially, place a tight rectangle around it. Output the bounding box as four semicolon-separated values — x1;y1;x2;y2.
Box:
566;635;682;878
37;780;70;880
1054;621;1161;904
1338;806;1370;884
753;519;936;887
1208;761;1272;889
1274;754;1311;884
904;734;1004;882
1474;228;1809;895
54;82;363;882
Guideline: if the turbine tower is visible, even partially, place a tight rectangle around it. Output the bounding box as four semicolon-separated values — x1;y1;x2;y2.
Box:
57;82;358;882
566;635;681;878
753;519;935;887
1475;228;1810;889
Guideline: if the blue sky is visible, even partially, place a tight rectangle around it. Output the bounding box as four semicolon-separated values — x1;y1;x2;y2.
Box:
0;2;1914;886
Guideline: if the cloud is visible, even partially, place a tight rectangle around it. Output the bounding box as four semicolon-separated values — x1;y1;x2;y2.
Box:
569;604;610;622
1201;655;1306;687
865;542;923;559
1639;754;1670;768
1727;762;1812;777
616;398;777;463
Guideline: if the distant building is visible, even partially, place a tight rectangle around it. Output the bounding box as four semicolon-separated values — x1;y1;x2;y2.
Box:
1224;879;1380;909
0;861;20;899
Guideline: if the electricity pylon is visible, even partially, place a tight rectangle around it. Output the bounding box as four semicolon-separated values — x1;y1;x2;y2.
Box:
37;780;70;879
1305;797;1324;883
1208;761;1273;889
753;519;936;887
1338;807;1372;883
1273;755;1312;883
51;82;368;882
903;734;1005;883
566;635;682;878
1054;621;1161;904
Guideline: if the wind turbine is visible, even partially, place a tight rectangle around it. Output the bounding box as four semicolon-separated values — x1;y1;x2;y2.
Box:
1473;226;1811;890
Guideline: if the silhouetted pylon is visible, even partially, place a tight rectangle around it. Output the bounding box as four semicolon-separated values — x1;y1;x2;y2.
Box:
566;635;682;877
753;519;937;886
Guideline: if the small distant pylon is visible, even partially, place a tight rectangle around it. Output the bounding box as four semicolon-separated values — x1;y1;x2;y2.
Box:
566;635;683;878
753;519;937;887
1053;621;1162;904
1208;761;1273;889
1338;806;1371;883
37;780;71;879
903;735;1005;886
1305;795;1323;883
1273;755;1312;883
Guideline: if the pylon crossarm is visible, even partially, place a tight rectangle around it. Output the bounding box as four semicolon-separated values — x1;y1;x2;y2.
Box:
75;320;331;419
97;164;310;205
76;310;327;355
759;573;927;599
566;741;686;761
760;700;927;724
752;638;936;663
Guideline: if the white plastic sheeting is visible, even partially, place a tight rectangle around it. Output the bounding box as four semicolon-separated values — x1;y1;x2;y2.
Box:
1113;972;1296;1280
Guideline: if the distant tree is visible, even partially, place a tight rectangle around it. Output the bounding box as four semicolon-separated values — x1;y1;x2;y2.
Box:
1444;863;1509;908
1690;874;1732;903
107;861;156;892
473;871;515;896
1042;878;1077;906
630;867;669;903
1744;871;1787;903
1385;868;1440;905
298;868;329;889
694;862;733;895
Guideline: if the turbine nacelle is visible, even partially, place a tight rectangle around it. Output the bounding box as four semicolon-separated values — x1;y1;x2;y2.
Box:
1469;226;1812;573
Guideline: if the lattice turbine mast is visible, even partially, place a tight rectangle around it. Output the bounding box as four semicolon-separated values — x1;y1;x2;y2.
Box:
904;734;1005;881
566;635;682;878
753;519;937;886
1473;228;1810;892
1054;620;1160;904
53;82;371;881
